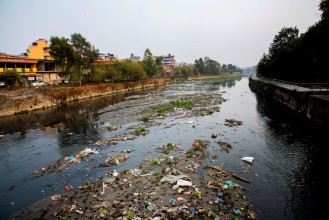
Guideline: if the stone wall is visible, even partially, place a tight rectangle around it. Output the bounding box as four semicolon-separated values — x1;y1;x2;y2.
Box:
308;95;329;125
249;76;329;125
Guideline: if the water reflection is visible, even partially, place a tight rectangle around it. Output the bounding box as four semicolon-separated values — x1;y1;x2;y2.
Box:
0;78;327;220
255;94;327;219
0;92;136;136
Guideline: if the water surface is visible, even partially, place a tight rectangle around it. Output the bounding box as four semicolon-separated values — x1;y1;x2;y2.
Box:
0;77;327;219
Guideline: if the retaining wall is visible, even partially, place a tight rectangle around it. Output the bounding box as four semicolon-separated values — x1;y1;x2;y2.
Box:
249;76;329;125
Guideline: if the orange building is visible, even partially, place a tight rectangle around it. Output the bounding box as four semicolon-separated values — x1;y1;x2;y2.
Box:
27;39;52;60
27;39;61;83
0;53;39;81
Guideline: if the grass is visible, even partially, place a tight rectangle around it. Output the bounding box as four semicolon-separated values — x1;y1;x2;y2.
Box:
124;210;134;218
122;168;130;174
152;159;160;165
166;159;173;166
186;145;201;155
154;172;162;179
152;100;195;116
84;181;94;190
134;127;146;135
142;116;149;122
141;168;148;174
193;75;241;82
224;189;233;198
106;126;114;131
162;143;175;154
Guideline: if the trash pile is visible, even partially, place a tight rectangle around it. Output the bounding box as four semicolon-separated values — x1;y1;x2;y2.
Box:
99;154;129;167
24;147;101;181
14;140;255;219
156;143;180;154
217;140;232;152
225;119;243;127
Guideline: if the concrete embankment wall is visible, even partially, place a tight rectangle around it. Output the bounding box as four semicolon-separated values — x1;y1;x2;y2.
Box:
308;95;329;125
52;78;169;103
249;76;329;125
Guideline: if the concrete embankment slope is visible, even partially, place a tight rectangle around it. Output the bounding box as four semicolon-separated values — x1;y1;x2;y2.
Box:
0;78;170;117
249;76;329;125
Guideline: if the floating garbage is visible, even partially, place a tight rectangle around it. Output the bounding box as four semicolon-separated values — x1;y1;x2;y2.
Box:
211;133;218;138
160;174;188;184
64;185;73;191
225;119;242;127
176;179;193;187
15;139;256;219
241;157;254;163
193;142;200;147
51;194;61;201
217;141;232;152
234;209;241;215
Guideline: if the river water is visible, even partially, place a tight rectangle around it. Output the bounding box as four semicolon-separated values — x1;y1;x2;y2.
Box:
0;77;327;219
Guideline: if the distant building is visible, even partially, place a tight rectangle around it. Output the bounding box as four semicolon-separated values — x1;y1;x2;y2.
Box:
162;53;176;68
153;53;176;74
129;54;141;63
27;39;52;60
26;39;62;84
94;53;118;64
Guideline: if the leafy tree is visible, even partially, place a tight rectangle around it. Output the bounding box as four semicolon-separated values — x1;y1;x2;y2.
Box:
174;65;193;76
320;0;329;21
155;56;165;77
49;33;99;84
142;48;156;77
49;36;73;76
269;27;299;57
0;70;20;87
256;0;329;82
194;58;205;74
104;60;146;82
90;64;108;82
204;57;221;74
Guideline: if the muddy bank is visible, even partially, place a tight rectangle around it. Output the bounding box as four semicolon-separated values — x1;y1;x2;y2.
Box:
0;78;170;117
12;140;255;219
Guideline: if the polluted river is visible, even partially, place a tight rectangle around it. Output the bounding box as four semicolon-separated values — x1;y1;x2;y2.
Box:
0;77;327;219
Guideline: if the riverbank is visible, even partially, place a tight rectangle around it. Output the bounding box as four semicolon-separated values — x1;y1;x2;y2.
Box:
249;75;329;125
0;78;170;117
0;75;240;118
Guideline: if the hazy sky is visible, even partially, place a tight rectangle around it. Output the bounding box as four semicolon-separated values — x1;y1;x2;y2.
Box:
0;0;321;67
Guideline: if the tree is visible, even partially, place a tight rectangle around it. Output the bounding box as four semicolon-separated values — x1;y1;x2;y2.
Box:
155;56;165;77
49;33;99;84
70;33;99;83
269;27;299;57
204;57;221;74
194;58;205;74
107;60;146;82
320;0;329;21
142;48;156;77
0;70;20;87
174;65;193;77
256;0;329;82
49;36;73;76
